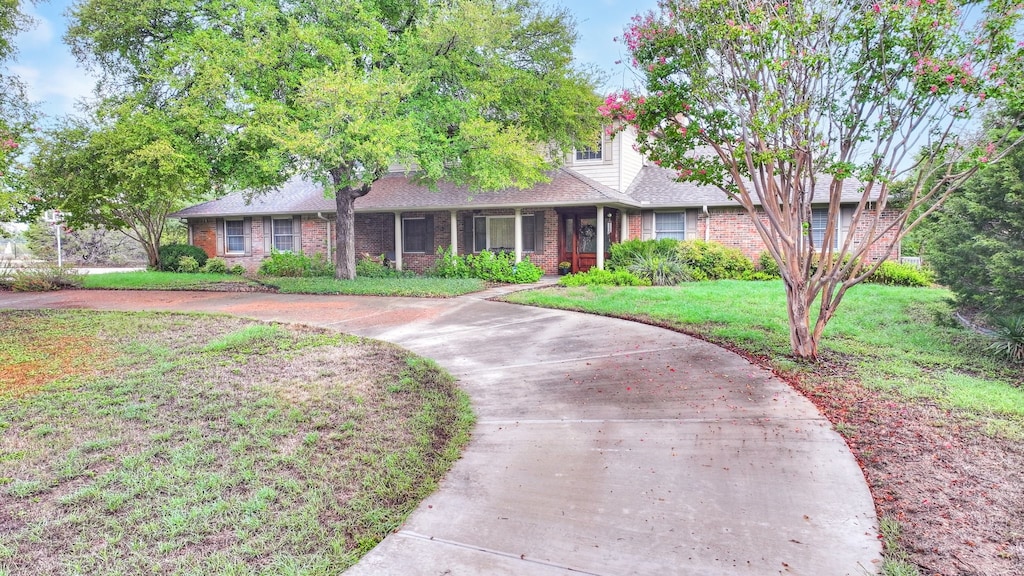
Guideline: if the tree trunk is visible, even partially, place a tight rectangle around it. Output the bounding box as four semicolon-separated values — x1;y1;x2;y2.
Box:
782;273;819;360
331;173;373;280
335;191;357;280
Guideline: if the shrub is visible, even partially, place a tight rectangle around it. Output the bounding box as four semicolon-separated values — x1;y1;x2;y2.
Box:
430;248;542;283
559;268;650;287
676;240;754;281
865;261;934;287
10;266;83;291
176;256;200;273
609;238;678;270
158;244;208;272
357;255;413;278
307;254;336;277
626;253;691;286
203;257;228;274
988;314;1024;363
757;251;781;279
229;264;247;275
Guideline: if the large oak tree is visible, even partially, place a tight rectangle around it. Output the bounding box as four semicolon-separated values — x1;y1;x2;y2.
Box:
66;0;602;278
606;0;1024;358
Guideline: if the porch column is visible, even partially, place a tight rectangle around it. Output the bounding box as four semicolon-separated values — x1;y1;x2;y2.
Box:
514;208;523;263
393;212;403;270
621;209;630;241
596;205;605;269
450;210;458;255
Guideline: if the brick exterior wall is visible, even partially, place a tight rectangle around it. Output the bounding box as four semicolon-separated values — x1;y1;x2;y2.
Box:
187;205;900;276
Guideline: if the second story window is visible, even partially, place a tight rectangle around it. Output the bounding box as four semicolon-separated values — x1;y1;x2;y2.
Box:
575;137;604;161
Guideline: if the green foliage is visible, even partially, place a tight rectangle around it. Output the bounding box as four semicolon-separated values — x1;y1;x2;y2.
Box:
609;238;679;269
158;244;208;272
865;261;934;287
356;256;414;279
268;276;485;297
202;257;227;274
229;264;247;275
757;251;781;279
430;247;543;284
608;238;689;284
988;315;1024;364
558;268;650;287
923;128;1024;316
8;265;83;291
175;255;200;273
676;240;754;281
258;250;336;278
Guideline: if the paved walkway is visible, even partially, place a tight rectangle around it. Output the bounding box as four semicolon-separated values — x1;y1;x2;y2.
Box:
0;287;880;575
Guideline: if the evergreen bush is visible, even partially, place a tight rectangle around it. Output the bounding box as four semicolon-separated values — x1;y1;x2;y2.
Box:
158;244;208;271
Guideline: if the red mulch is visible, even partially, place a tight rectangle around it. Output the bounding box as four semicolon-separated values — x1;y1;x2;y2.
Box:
793;374;1023;576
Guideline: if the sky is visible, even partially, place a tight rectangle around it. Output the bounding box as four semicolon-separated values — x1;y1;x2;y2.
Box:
8;0;659;124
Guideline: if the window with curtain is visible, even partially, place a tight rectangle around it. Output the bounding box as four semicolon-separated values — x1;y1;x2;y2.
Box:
473;215;533;252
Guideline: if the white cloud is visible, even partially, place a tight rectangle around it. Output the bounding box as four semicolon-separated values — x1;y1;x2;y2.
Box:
10;62;96;118
13;7;56;48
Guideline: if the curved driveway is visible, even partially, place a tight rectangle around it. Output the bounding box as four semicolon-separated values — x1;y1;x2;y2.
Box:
1;287;880;575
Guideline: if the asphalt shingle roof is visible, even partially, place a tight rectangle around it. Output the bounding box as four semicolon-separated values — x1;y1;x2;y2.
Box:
626;166;879;208
171;169;640;218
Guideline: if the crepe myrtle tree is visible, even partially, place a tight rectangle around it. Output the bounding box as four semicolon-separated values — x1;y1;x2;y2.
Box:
604;0;1024;359
66;0;602;279
0;0;37;225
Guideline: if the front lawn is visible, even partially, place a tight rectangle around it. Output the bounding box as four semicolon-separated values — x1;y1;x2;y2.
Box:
504;281;1024;576
0;310;473;575
79;270;487;297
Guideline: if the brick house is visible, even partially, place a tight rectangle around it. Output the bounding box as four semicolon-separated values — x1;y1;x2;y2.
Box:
172;128;900;274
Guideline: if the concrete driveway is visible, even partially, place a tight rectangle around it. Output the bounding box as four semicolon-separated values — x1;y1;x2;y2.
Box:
0;287;881;575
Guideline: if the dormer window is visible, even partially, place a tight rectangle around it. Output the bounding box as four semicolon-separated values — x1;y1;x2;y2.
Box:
575;137;604;161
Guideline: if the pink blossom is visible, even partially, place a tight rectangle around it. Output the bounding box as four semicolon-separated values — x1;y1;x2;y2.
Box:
945;74;955;83
872;3;881;13
986;142;996;154
979;156;989;163
907;0;920;6
930;85;938;93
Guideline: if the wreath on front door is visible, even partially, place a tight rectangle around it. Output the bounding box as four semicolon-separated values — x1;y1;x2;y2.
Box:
580;223;596;241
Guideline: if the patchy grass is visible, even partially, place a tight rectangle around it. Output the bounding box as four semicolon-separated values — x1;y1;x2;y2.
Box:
266;276;486;297
79;270;487;297
0;310;473;575
81;271;265;291
506;281;1024;575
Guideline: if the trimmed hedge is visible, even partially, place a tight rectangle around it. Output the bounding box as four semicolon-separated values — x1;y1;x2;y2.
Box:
676;240;754;281
866;261;934;287
558;268;650;287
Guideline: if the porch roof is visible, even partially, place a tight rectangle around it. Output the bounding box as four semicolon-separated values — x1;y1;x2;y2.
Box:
171;168;640;219
626;166;879;208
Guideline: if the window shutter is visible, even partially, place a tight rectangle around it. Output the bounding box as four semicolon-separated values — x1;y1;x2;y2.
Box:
424;215;434;253
685;209;698;240
263;216;273;253
533;211;545;254
293;216;303;254
462;214;473;255
243;217;253;256
641;211;654;240
840;205;855;247
474;216;486;252
215;218;225;256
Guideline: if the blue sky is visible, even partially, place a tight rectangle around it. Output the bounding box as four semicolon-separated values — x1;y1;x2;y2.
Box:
8;0;658;123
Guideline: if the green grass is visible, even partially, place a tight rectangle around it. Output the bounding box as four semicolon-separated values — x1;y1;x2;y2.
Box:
505;281;1024;437
80;270;487;297
0;310;473;575
81;271;263;291
264;276;486;297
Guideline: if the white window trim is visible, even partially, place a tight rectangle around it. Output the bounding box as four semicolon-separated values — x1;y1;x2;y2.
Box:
403;217;427;254
809;207;840;251
225;218;245;254
271;217;295;252
574;135;605;164
653;211;686;240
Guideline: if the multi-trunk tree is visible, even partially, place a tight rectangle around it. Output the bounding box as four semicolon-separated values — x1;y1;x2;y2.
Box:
606;0;1024;358
65;0;602;278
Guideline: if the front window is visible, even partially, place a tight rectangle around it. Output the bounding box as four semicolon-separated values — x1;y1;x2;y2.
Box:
225;219;245;253
272;218;295;252
403;217;427;253
810;207;834;249
474;215;525;252
654;212;686;240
